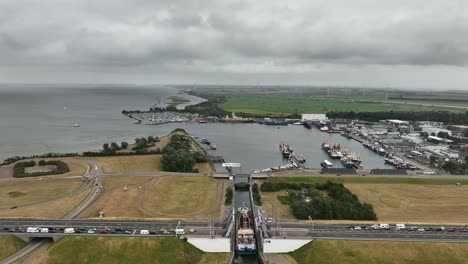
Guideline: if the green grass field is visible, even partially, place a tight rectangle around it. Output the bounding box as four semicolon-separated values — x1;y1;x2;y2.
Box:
33;236;230;264
220;95;461;115
290;239;468;264
268;176;468;185
0;236;27;261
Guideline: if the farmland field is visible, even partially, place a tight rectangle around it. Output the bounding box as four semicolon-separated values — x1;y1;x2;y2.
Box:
347;184;468;223
220;95;462;115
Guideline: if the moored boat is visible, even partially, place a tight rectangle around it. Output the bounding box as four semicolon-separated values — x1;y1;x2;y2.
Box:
340;156;354;168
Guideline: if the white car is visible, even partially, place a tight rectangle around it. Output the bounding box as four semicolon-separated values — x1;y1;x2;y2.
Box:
87;229;96;234
353;226;362;230
417;228;425;232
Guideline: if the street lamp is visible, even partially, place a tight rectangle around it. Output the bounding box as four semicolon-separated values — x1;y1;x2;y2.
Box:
308;216;314;232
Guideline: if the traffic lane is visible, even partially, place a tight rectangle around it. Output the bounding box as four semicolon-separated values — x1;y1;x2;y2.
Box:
0;220;221;227
308;232;468;242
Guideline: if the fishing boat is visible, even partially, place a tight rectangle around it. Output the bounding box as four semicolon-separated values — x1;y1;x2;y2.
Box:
320;160;333;168
320;126;328;132
279;144;292;158
210;144;217;150
73;124;80;127
340;156;354;168
321;141;331;151
377;148;386;155
236;207;257;255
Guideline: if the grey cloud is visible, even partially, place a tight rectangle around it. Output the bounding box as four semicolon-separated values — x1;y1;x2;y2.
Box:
1;0;468;88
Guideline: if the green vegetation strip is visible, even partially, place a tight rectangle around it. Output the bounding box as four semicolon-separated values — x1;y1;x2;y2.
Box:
0;236;27;261
42;236;228;264
269;176;468;185
290;239;468;264
220;95;460;115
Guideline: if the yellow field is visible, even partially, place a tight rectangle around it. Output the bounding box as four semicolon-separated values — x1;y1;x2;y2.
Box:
290;239;468;264
0;236;26;261
0;178;83;208
261;191;296;221
347;184;468;223
142;176;219;216
80;155;162;173
0;187;91;218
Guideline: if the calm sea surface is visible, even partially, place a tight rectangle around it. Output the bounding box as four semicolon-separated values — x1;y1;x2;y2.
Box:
0;86;391;171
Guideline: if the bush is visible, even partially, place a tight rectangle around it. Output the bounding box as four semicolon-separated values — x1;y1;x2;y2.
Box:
252;183;262;206
160;134;209;173
13;160;70;178
267;180;377;221
225;186;233;206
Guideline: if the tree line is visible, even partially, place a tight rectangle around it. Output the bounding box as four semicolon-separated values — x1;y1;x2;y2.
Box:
261;181;377;220
2;153;79;166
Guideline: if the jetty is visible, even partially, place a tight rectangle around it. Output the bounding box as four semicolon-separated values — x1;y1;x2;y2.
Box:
208;155;225;163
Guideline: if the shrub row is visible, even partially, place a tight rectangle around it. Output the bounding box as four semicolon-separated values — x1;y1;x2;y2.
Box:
13;160;70;178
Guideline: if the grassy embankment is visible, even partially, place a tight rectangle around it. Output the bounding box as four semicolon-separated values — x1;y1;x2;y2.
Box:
31;236;230;264
290;239;468;264
220;95;463;115
262;177;468;223
0;236;27;261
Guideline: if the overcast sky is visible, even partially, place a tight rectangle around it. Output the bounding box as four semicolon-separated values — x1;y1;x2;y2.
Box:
1;0;468;89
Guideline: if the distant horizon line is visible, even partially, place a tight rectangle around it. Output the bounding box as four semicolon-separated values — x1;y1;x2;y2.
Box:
0;82;464;92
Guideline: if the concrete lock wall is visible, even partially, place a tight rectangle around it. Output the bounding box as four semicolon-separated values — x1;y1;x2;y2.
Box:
263;238;312;253
187;237;231;252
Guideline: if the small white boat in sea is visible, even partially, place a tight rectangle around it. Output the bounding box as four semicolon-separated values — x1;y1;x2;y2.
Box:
73;124;80;127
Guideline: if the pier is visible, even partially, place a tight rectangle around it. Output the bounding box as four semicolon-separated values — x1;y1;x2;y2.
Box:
208;155;225;163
